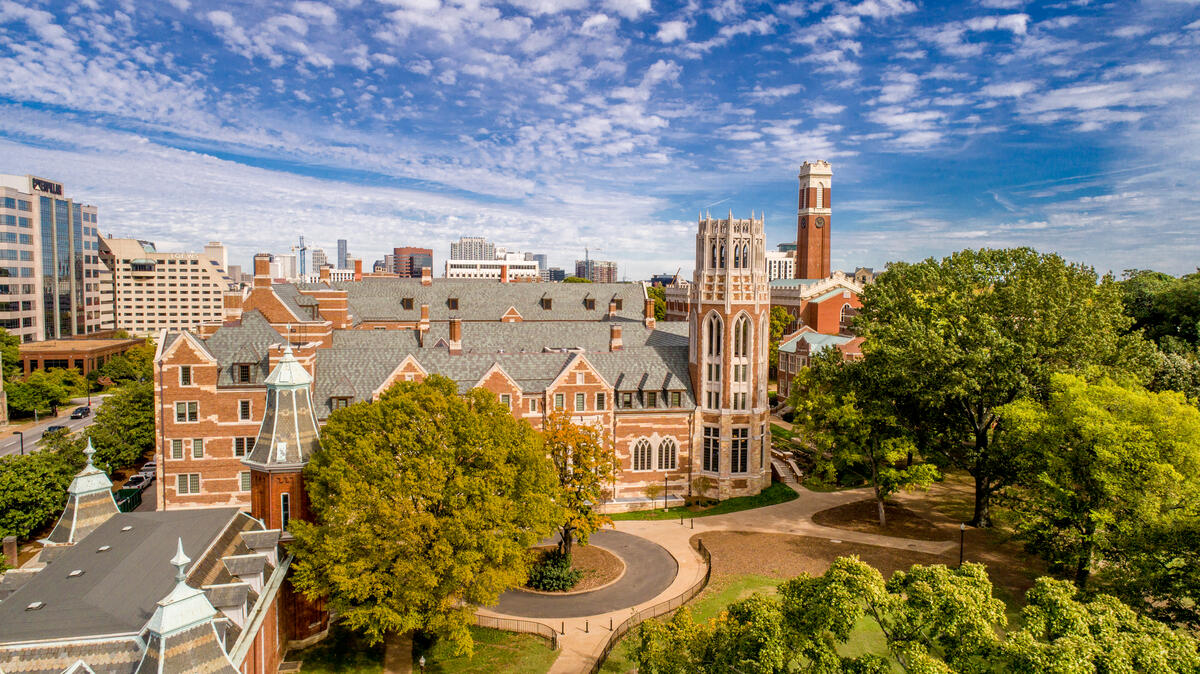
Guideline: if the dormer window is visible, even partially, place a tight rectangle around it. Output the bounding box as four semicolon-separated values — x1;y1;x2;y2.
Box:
542;297;552;310
645;391;658;408
331;396;352;409
402;298;413;310
614;299;623;310
584;298;595;310
234;364;252;384
448;298;459;310
621;392;633;409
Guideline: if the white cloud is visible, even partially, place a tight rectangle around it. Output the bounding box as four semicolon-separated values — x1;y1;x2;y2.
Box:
979;80;1036;97
292;1;338;25
603;0;652;20
656;19;688;42
748;83;804;102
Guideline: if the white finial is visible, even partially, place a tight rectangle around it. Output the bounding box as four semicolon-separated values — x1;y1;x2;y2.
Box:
84;438;96;467
170;538;190;583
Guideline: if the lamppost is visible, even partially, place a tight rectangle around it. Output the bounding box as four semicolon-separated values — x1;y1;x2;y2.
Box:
959;523;967;567
418;655;426;672
663;475;668;511
12;431;23;457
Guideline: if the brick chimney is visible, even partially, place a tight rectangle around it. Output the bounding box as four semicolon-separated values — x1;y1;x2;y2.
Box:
500;264;509;284
319;265;331;283
222;290;244;321
421;266;432;286
608;299;618;317
610;324;623;352
644;297;656;329
353;259;363;282
253;254;272;289
449;318;463;355
419;304;430;332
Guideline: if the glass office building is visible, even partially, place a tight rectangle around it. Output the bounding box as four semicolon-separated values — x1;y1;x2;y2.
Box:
0;175;112;342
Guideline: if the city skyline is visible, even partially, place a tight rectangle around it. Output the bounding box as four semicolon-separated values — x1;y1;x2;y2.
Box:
0;1;1197;278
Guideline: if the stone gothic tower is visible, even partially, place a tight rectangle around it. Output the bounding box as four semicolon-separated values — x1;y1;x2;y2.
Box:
688;211;772;500
796;160;833;279
242;344;328;645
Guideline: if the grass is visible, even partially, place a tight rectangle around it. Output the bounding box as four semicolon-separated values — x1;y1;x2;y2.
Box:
291;623;557;674
609;482;799;521
770;423;796;441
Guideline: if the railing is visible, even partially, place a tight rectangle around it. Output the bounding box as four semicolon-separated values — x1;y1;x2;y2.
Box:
473;614;559;650
587;539;712;674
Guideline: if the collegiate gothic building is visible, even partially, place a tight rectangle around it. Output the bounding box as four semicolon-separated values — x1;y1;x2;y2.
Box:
153;213;772;513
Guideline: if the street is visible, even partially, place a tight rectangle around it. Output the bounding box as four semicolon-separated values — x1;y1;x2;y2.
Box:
0;395;108;458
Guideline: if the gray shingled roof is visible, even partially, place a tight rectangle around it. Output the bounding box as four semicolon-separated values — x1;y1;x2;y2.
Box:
290;279;647;323
202;311;288;386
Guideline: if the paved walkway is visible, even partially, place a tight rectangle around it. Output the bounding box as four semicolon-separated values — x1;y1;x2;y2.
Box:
479;484;958;673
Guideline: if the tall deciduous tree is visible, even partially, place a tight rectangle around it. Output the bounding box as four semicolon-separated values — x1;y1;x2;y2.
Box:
1120;269;1200;353
791;353;939;526
542;409;618;557
0;431;84;540
856;248;1151;526
767;306;792;373
998;374;1200;590
5;369;81;415
86;381;155;470
289;376;561;655
0;327;19;382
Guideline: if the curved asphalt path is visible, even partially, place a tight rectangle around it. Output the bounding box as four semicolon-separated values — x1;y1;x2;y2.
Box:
493;530;678;619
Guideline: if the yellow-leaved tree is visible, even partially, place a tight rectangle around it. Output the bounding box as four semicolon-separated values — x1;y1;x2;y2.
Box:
542;409;619;557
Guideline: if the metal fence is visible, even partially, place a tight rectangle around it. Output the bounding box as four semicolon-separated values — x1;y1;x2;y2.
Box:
473;614;559;650
587;539;713;674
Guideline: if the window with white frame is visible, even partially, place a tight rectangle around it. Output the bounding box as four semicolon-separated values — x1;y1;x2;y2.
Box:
596;392;606;411
191;439;203;459
658;437;677;471
632;438;652;471
170;439;183;460
554;393;564;410
179;366;191;386
499;393;511;409
239;471;251;492
575;393;585;411
176;473;200;495
238;399;251;420
174;401;198;422
528;398;539;413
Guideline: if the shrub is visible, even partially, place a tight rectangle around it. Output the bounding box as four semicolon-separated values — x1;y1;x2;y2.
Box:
527;550;582;592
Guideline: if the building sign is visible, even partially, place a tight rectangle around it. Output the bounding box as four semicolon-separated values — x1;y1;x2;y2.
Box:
30;178;63;195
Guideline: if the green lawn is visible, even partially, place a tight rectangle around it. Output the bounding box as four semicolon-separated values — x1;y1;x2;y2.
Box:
292;624;557;674
609;482;798;521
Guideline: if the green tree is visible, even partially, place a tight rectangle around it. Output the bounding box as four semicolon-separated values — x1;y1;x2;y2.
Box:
5;369;80;415
791;355;939;526
998;374;1200;590
563;276;592;283
85;381;155;470
856;248;1152;526
1120;269;1200;353
1148;348;1200;403
0;431;85;539
647;285;667;321
96;339;155;384
542;409;617;556
767;306;792;373
289;376;561;656
0;327;19;383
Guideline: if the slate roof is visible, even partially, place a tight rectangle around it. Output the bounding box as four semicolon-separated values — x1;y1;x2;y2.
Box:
0;508;242;644
290;278;647;323
197;311;288;386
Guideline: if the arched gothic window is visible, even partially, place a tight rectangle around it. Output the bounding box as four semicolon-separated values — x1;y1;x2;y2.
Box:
711;242;717;268
741;243;749;269
719;243;726;268
658;437;677;470
733;244;740;268
633;438;653;471
816;183;824;208
734;315;751;358
706;313;723;358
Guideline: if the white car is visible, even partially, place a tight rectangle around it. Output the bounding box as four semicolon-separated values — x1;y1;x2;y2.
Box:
123;474;151;492
139;461;156;477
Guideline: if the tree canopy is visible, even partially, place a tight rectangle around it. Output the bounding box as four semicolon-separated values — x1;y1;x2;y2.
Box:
646;285;667;322
0;327;18;383
542;409;618;556
854;247;1151;526
0;431;85;540
767;306;792;373
289;376;561;655
5;368;85;415
85;380;155;471
634;556;1200;673
1120;269;1200;354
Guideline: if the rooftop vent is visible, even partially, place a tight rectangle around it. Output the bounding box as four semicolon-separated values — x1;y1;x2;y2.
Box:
25;601;45;611
68;569;85;578
121;526;133;532
97;545;111;553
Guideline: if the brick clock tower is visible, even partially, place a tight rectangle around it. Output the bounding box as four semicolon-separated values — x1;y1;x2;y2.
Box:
796;160;832;279
243;345;328;645
688;212;772;500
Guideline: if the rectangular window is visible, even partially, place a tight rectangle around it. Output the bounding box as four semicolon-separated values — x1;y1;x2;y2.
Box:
238;399;251;420
554;393;564;410
235;364;252;384
281;493;291;530
171;439;183;460
234;437;253;457
401;298;413;310
332;397;351;409
177;473;200;495
622;392;633;409
646;391;657;408
500;393;511;409
192;439;203;459
732;427;748;474
575;393;585;411
671;391;682;407
239;471;251;492
175;401;198;422
703;427;720;473
595;392;606;411
528;398;539;413
179;366;191;386
447;298;458;310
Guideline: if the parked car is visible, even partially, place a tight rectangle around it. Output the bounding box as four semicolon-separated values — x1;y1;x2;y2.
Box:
123;474;150;492
139;461;156;477
69;406;91;419
45;425;68;433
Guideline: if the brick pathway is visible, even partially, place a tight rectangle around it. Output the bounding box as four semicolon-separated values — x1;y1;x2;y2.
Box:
479;483;958;673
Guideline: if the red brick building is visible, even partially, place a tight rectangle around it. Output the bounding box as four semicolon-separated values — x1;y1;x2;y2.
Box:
154;214;773;513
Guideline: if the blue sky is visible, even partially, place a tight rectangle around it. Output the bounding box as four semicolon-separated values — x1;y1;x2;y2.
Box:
1;0;1198;279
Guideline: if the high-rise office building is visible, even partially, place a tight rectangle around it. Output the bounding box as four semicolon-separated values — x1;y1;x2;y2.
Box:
101;237;237;336
532;253;548;271
227;264;244;286
203;242;228;272
311;248;327;271
271;253;299;280
541;267;566;282
449;236;495;261
766;250;795;281
390;247;433;277
337;239;348;269
575;259;618;283
0;174;112;342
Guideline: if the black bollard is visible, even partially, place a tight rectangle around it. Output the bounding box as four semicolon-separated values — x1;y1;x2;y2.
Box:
586;620;589;633
561;621;565;635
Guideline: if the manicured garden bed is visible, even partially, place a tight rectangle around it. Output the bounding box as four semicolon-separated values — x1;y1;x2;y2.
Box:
608;482;798;521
